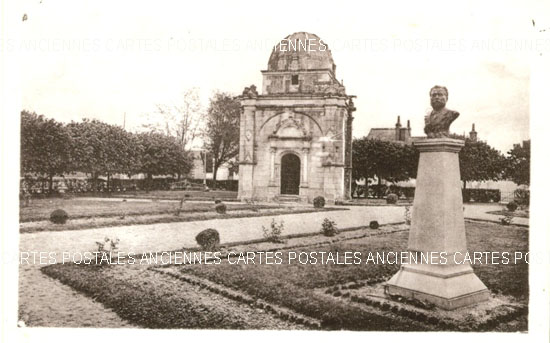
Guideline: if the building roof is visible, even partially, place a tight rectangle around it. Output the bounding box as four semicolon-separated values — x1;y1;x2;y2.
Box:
267;32;335;72
367;128;397;141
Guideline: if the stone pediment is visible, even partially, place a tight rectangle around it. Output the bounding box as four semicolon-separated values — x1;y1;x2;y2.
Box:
269;114;311;141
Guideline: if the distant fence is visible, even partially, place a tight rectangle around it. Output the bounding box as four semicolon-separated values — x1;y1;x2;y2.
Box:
20;177;238;197
352;184;504;204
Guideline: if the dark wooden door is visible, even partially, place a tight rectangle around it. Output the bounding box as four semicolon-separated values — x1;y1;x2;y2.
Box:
280;153;300;195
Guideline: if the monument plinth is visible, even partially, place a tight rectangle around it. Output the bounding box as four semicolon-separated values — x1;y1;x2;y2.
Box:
385;138;490;310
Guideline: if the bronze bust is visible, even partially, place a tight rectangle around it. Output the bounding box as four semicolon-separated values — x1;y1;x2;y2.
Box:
424;85;459;138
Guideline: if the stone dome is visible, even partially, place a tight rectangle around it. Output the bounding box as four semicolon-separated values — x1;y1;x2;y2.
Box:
267;32;335;72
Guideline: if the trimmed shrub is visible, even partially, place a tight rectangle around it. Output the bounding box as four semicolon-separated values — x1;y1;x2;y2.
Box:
313;196;325;208
215;203;227;214
386;193;398;204
506;201;518;212
320;218;338;237
195;228;220;251
50;209;68;224
369;221;379;230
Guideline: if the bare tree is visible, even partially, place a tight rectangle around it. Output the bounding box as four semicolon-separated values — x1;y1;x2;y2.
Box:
143;88;203;151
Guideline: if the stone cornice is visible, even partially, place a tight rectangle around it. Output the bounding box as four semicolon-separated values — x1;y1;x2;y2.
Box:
413;138;465;153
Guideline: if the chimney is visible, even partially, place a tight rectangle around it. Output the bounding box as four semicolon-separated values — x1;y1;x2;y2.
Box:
469;123;478;141
395;116;402;141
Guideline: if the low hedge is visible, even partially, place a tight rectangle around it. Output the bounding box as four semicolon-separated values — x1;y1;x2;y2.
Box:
462;189;501;203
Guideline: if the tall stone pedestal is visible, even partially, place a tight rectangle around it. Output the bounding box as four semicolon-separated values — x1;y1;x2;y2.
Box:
385;138;489;310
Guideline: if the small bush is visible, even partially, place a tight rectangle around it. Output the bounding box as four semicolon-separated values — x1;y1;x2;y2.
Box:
262;219;284;243
506;201;518;212
500;214;514;226
514;189;530;206
386;193;398;204
369;221;379;230
50;209;68;224
96;237;120;253
215;203;227;214
214;199;222;204
195;228;220;251
313;196;325;208
320;218;338;237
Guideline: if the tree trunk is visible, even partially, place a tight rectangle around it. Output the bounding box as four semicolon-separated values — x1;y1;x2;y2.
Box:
378;176;382;198
92;172;98;193
48;174;54;194
107;172;111;193
212;163;219;189
146;173;152;193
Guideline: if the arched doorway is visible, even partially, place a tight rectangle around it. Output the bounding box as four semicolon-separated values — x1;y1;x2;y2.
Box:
280;153;300;195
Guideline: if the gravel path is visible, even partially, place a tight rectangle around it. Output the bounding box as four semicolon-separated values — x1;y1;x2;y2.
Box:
464;203;529;226
18;265;136;328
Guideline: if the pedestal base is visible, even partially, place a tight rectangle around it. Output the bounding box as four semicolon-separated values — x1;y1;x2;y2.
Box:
385;263;490;310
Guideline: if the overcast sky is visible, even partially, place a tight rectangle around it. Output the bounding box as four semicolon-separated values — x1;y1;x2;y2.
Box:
12;0;549;152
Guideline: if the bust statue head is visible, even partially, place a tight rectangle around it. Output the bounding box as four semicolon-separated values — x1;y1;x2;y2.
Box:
424;85;459;138
430;85;448;111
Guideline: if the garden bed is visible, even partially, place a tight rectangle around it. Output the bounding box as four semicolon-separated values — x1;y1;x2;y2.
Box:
20;197;248;223
40;221;528;331
21;206;341;234
486;210;529;219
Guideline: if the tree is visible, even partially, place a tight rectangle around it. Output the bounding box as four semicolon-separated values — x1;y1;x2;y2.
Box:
203;91;240;187
20;111;72;192
136;132;193;191
505;140;530;186
143;88;203;151
67;119;138;191
352;138;418;195
458;138;506;188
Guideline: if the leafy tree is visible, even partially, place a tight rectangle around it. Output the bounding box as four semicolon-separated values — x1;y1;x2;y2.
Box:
505;140;530;186
20;111;72;192
352;138;418;194
203;91;240;186
67;119;139;191
458;138;506;188
136;132;193;191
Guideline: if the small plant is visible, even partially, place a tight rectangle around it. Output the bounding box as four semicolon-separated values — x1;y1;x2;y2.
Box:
500;214;514;226
386;193;398;204
320;218;338;237
369;220;379;230
215;202;227;214
95;237;120;253
195;228;220;251
506;201;518;212
262;219;285;243
50;209;68;224
313;196;325;208
404;206;412;225
214;199;222;204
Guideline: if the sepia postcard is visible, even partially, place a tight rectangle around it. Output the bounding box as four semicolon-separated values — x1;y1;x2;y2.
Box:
1;1;549;342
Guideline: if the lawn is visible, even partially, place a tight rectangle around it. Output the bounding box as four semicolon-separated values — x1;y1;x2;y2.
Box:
40;221;528;331
20;197;267;223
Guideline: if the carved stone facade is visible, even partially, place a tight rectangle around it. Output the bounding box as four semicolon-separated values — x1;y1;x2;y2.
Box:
238;32;355;203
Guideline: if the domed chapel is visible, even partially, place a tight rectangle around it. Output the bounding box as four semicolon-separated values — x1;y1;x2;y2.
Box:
238;32;356;203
